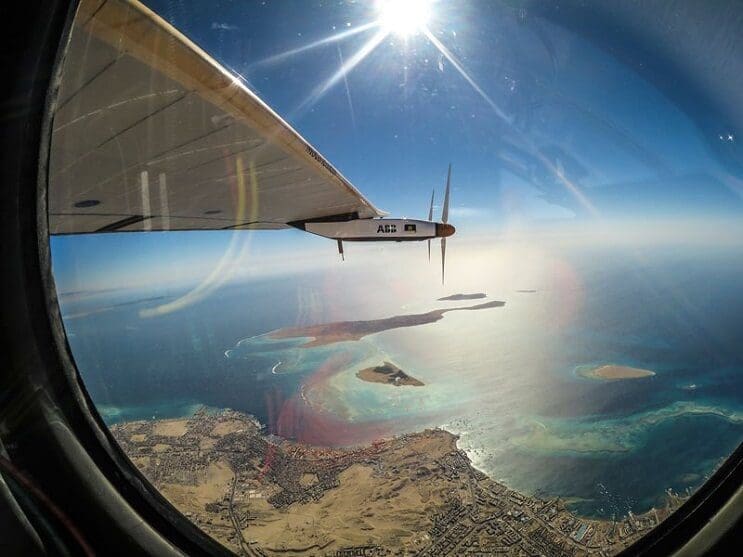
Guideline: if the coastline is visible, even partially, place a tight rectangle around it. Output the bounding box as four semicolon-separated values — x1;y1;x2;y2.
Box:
111;407;687;555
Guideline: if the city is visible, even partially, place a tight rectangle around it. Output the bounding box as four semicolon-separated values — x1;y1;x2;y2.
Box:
111;408;687;556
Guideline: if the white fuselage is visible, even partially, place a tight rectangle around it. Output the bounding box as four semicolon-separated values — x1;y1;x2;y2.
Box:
305;218;437;242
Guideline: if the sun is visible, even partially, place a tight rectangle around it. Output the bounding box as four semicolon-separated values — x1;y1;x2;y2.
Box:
376;0;432;37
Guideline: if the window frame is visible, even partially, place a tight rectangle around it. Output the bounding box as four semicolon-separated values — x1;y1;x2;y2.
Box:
0;0;739;555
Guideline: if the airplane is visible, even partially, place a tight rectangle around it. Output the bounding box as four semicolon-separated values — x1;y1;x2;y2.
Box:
48;0;455;282
294;164;455;282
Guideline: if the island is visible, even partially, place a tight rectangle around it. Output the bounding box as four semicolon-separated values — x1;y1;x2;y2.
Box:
356;361;424;387
270;300;505;347
516;289;537;293
578;364;656;381
437;293;487;301
110;408;687;556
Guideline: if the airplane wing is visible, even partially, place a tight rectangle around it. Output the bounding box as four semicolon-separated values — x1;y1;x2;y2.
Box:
48;0;385;235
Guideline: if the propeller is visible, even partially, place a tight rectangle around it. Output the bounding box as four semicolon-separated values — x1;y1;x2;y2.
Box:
441;164;451;285
427;189;435;261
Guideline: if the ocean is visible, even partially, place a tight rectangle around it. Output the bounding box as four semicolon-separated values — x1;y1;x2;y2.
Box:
57;243;743;519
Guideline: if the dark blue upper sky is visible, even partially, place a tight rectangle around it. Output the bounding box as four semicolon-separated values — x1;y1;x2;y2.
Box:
138;0;741;220
51;0;743;292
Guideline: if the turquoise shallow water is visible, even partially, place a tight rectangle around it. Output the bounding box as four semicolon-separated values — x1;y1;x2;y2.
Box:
223;319;743;517
62;247;743;518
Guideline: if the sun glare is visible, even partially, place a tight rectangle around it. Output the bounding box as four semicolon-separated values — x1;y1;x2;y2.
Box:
376;0;432;37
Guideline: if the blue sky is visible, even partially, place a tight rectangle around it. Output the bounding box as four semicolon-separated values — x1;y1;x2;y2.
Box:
51;0;742;293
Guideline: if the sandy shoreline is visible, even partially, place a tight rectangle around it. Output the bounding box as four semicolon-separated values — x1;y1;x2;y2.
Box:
579;364;656;381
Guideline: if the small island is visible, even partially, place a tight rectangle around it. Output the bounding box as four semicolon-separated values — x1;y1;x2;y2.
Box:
356;361;424;387
438;292;487;301
516;289;537;293
579;364;656;381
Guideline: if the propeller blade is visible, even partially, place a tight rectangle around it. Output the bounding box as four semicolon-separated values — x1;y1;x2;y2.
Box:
337;239;344;261
427;189;435;261
442;164;451;224
441;165;451;283
441;237;447;284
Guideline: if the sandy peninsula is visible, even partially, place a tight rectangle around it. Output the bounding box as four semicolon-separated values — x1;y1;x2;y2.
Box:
270;299;505;347
356;361;424;387
580;365;656;381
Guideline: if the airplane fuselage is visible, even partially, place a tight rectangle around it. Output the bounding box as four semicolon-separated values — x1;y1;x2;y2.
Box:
304;218;454;242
